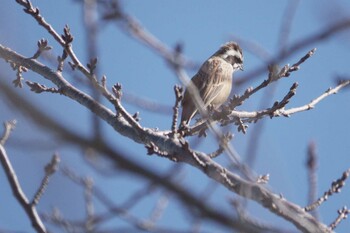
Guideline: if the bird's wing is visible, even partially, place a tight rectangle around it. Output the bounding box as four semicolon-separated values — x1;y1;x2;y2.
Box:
181;57;232;124
181;81;197;124
195;57;232;108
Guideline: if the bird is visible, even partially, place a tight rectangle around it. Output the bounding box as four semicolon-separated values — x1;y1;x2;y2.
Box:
180;41;243;127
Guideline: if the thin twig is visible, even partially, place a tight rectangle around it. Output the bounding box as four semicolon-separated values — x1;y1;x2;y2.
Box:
0;145;47;233
0;75;244;232
26;81;60;94
15;0;96;83
306;141;319;219
171;85;183;135
277;0;300;51
11;63;27;88
111;83;145;132
186;48;316;136
31;154;60;206
148;192;169;225
30;39;52;59
0;24;338;233
8;1;145;137
173;65;252;180
84;177;95;232
209;133;233;158
0;120;17;146
102;3;195;70
231;48;316;110
305;168;350;212
283;80;350;115
329;206;350;230
217;80;350;124
235;19;350;87
83;0;103;140
41;208;74;232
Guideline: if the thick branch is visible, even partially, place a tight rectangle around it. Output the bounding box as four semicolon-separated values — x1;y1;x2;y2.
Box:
0;44;333;233
0;77;252;232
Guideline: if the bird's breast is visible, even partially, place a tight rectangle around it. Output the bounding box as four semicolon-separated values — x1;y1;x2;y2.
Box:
211;78;232;106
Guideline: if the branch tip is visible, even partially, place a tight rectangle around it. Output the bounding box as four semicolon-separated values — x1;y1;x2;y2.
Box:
61;24;74;44
26;81;60;94
0;120;17;146
31;39;52;59
87;57;98;74
112;83;123;100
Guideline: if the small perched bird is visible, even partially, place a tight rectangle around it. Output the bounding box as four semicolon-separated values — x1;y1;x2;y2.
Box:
180;41;244;126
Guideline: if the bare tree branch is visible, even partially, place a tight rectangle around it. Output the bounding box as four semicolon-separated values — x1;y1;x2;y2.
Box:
102;1;196;70
0;120;17;146
306;141;319;219
0;145;47;233
236;19;350;86
0;76;247;232
1;1;349;231
305;168;350;212
329;206;350;230
0;44;333;232
31;154;60;206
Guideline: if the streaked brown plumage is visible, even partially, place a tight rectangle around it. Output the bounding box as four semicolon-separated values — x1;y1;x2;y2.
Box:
180;42;243;126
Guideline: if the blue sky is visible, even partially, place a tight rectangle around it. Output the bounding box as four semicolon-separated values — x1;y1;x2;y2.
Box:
1;0;350;232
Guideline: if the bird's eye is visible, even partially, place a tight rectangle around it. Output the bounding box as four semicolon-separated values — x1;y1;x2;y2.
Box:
225;55;242;65
234;56;242;64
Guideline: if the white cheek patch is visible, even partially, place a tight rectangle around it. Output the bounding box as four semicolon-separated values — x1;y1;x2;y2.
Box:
232;63;243;71
223;49;242;60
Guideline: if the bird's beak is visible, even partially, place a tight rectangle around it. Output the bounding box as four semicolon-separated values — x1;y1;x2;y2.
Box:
239;64;244;71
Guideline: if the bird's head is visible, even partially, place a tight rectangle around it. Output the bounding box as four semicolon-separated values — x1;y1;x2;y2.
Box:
214;41;244;72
